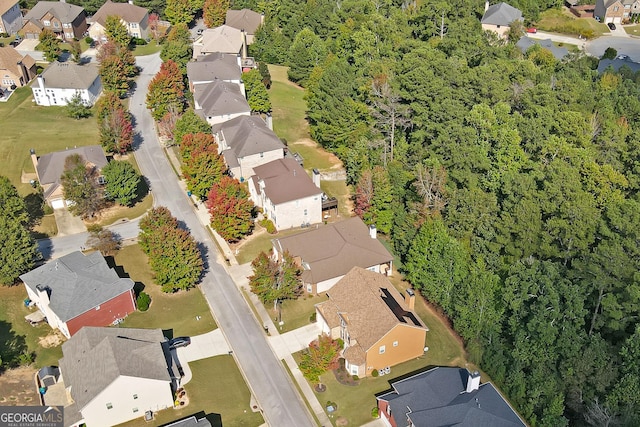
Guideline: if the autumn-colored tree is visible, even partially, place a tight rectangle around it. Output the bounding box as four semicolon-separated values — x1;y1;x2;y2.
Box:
179;132;217;160
180;133;227;198
354;169;373;220
206;176;254;242
164;0;194;25
174;109;211;144
100;55;129;98
147;60;185;120
85;225;121;256
39;29;60;62
299;335;342;384
139;207;178;253
249;251;301;305
105;15;131;47
97;41;118;62
100;108;133;154
203;0;229;28
96;91;124;121
157;106;181;142
161;22;193;74
148;12;161;39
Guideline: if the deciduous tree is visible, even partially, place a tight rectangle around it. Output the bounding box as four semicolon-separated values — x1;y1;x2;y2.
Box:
61;154;105;219
65;92;92;119
105;15;131;47
164;0;194;26
174;109;211;144
242;69;271;113
102;160;142;206
147;60;185;120
39;29;60;62
206;176;254;242
85;225;121;256
203;0;229;27
299;335;341;384
249;251;301;305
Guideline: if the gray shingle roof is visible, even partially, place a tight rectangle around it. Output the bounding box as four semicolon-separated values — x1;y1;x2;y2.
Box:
91;0;148;27
30;61;100;90
481;2;522;26
273;216;393;284
194;80;250;117
0;0;18;16
24;1;85;23
597;57;640;73
378;367;527;427
251;157;322;204
20;251;134;322
59;327;171;409
214;115;284;159
162;415;212;427
187;52;241;84
225;8;262;34
516;36;569;60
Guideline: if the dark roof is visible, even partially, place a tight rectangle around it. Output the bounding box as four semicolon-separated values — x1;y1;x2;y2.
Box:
213;115;284;159
162;415;213;427
597;57;640;74
378;367;527;427
516;36;569;59
59;327;171;409
225;8;263;34
194;80;250;118
481;2;522;26
24;1;85;23
20;251;134;322
187;52;242;84
92;0;148;26
251;157;322;204
38;366;60;387
273;216;393;284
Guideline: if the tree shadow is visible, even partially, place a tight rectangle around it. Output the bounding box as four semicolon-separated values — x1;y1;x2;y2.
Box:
132;174;150;205
24;192;45;229
0;320;31;372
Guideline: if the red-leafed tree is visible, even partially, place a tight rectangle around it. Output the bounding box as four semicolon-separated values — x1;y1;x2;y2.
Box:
299;335;342;384
179;132;217;160
96;91;134;154
147;59;185;120
181;134;227;199
206;176;254;242
203;0;229;28
354;169;373;219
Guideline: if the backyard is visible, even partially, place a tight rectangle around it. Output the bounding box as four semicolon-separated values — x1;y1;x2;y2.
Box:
535;7;609;38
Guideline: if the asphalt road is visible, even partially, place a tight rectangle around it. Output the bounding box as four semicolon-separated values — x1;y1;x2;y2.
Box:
586;36;640;60
128;53;314;427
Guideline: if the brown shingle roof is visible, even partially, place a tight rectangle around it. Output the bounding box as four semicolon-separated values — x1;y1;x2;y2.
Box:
0;0;18;16
0;46;33;77
199;25;243;55
193;79;250;117
225;8;262;34
273;217;393;284
92;0;148;26
24;1;85;23
252;158;322;205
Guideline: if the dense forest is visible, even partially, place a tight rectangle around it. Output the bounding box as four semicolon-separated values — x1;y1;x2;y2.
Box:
245;0;640;425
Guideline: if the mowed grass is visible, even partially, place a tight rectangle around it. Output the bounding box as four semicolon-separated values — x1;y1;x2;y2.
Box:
133;40;162;56
625;24;640;35
118;355;264;427
268;293;328;334
0;87;99;194
115;245;217;337
535;8;608;38
268;64;308;144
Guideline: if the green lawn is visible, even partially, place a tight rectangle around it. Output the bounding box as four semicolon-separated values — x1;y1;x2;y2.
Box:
268;293;328;334
234;226;305;265
268;65;308;145
625;24;640;35
115;245;217;337
320;180;352;218
118;355;264;427
133;40;162;56
535;8;608;38
0;87;99;195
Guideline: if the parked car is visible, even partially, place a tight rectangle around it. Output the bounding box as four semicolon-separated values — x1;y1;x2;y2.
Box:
526;27;537;33
608;22;616;30
169;336;191;349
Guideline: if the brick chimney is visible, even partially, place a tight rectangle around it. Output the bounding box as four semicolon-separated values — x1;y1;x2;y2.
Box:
404;288;415;311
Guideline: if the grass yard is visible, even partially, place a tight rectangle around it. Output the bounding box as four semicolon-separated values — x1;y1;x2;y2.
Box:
268;65;308;144
0;87;99;195
133;40;162;56
320;180;353;218
535;8;608;38
115;245;217;337
269;293;328;334
118;355;264;427
625;24;640;35
234;225;306;265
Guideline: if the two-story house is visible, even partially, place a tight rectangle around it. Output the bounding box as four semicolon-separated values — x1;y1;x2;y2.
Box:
192;24;245;58
31;61;102;107
315;267;428;377
21;1;88;41
187;52;243;92
193;79;251;126
225;8;263;44
89;0;149;42
594;0;640;22
212;115;285;181
481;2;523;39
0;46;36;89
0;0;23;35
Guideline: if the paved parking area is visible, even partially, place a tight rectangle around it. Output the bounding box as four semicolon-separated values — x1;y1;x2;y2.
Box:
176;329;230;363
587;35;640;60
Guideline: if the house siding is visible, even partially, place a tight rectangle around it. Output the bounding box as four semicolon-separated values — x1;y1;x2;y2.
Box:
362;324;426;376
66;289;136;337
377;400;396;427
482;22;511;38
32;76;102;107
230;148;284;181
272;194;322;230
204;110;250;126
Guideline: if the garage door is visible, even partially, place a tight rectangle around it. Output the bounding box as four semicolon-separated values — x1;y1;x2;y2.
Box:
614;17;622;23
50;199;65;209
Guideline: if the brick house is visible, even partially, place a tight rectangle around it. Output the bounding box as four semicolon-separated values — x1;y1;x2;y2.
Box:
89;0;149;42
21;1;87;41
595;0;628;23
0;46;36;89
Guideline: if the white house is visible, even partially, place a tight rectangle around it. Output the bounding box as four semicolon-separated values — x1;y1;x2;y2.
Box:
193;79;251;126
248;157;323;230
0;0;23;35
89;0;149;41
187;52;243;92
30;62;102;107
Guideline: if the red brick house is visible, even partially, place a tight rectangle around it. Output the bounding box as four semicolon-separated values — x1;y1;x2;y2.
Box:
21;1;87;41
20;251;136;338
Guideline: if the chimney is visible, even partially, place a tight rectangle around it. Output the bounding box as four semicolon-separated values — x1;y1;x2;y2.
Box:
484;0;489;12
405;288;415;311
241;29;248;59
266;112;273;130
36;284;50;305
312;168;320;188
30;148;40;180
369;224;377;239
37;74;45;92
466;371;481;393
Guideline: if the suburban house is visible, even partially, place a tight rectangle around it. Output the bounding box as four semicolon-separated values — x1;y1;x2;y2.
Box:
30;61;102;106
192;24;245;58
0;0;23;35
315;267;428;377
516;36;569;59
212;115;285;181
193;79;251;125
187;52;243;92
0;46;36;89
225;8;263;44
57;327;178;427
31;145;108;209
20;251;136;339
598;55;640;73
164;416;212;427
594;0;637;22
377;367;527;427
248;157;323;230
89;0;149;42
480;2;523;38
21;1;88;41
272;216;394;294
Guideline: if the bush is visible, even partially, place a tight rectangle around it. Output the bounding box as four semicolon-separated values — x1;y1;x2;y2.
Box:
309;312;317;323
371;407;379;418
134;38;147;45
84;36;93;44
43;204;53;215
259;218;277;234
352;375;359;381
372;369;379;377
136;291;151;311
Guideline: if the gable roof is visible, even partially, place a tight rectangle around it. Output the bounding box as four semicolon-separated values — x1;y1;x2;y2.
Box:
194;79;250;117
225;8;262;34
20;251;134;322
516;36;569;60
0;0;18;16
163;416;212;427
199;25;243;54
91;0;148;27
59;327;171;409
378;367;527;427
0;46;35;76
213;115;285;159
273;216;393;284
597;56;640;73
481;2;522;26
316;267;426;353
24;1;85;22
187;52;242;84
251;157;322;205
30;61;100;90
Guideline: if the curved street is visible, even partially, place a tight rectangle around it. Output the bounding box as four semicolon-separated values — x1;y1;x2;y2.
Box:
586;35;640;60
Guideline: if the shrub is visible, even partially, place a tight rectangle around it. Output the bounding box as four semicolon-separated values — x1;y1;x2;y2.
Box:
136;291;151;311
43;204;53;215
372;369;379;377
352;375;359;381
371;407;379;418
134;38;147;45
84;36;93;44
309;312;317;323
260;218;276;234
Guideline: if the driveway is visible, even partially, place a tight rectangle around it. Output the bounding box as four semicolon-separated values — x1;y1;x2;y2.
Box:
176;329;230;362
269;323;322;359
15;39;44;61
586;35;640;60
53;208;87;237
527;30;584;47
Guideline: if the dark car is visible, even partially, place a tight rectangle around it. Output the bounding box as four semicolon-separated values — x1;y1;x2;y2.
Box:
608;22;616;30
169;336;191;349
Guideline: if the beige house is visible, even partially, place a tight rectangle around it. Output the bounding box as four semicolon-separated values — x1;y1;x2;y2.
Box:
272;217;393;294
192;24;245;58
0;0;23;35
315;267;428;377
225;8;263;44
89;0;149;42
595;0;627;23
0;46;36;89
21;1;87;41
481;2;522;39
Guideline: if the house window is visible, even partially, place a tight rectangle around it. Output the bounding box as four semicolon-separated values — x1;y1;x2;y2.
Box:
106;403;113;409
63;23;70;28
43;20;50;26
133;407;139;413
350;364;358;375
304;209;307;216
393;341;398;347
130;23;138;28
53;22;60;28
133;394;138;399
496;24;501;28
614;5;619;11
379;345;386;354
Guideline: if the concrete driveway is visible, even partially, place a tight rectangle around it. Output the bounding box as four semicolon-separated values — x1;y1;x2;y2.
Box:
176;329;230;363
527;30;584;47
53;208;86;237
15;39;44;61
586;36;640;60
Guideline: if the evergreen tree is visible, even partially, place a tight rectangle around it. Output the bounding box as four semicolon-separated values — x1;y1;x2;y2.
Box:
287;28;326;86
39;29;60;62
242;69;271;113
65;92;92;119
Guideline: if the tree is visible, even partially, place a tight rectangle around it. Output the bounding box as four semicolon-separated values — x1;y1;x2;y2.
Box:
0;176;37;286
65;92;92;119
157;106;181;142
370;77;411;165
102;160;142;206
85;225;121;256
100;106;134;154
602;47;617;60
203;0;229;27
299;335;341;384
61;154;104;218
39;29;60;62
174;109;211;145
206;176;254;242
148;13;162;40
161;23;193;73
180;133;227;199
258;61;272;88
147;60;185;120
69;40;82;63
100;54;130;98
249;251;301;305
287;28;327;86
354;169;373;220
164;0;195;26
242;69;271;113
105;15;131;47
